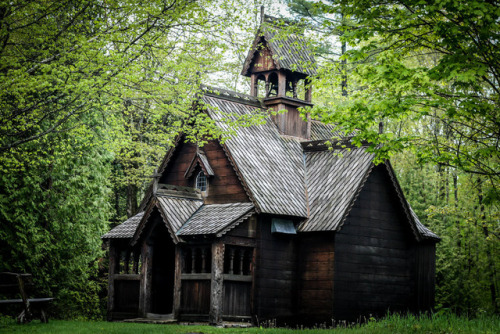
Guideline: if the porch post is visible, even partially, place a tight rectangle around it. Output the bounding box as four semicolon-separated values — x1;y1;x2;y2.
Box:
172;246;182;319
210;241;224;325
139;242;153;316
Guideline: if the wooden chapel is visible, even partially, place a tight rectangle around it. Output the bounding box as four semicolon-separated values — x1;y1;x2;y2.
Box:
102;14;439;325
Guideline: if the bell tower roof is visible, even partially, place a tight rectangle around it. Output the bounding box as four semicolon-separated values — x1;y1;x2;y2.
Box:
242;11;316;139
241;15;317;78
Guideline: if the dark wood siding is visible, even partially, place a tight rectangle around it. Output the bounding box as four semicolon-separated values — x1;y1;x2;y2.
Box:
223;281;251;317
415;242;436;311
160;140;249;204
251;46;276;73
298;233;335;322
114;280;140;314
180;280;211;315
161;140;195;187
333;165;417;320
270;105;308;138
254;215;297;321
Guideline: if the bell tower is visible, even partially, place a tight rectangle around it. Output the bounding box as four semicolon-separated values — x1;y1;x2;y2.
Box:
241;13;316;139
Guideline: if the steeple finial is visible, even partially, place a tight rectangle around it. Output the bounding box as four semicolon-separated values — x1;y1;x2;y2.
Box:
260;6;265;24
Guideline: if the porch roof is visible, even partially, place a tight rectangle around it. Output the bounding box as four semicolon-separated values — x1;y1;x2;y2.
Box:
102;212;144;239
177;202;255;237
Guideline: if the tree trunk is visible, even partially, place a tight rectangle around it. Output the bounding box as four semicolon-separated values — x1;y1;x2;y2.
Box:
126;183;138;218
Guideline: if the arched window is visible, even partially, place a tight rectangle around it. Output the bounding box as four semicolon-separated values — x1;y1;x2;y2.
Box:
195;171;207;192
268;72;279;97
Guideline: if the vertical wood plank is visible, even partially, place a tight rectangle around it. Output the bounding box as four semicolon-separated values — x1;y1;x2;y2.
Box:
250;74;257;96
278;72;286;96
209;242;224;325
173;246;182;319
140;243;153;316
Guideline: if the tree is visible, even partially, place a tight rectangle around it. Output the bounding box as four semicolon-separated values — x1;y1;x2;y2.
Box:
0;0;269;317
0;115;113;318
285;0;500;314
304;0;499;198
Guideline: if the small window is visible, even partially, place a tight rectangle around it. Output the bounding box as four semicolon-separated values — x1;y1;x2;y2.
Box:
271;218;296;234
196;171;207;192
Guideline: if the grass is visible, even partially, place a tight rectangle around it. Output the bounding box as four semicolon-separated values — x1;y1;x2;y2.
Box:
0;313;498;333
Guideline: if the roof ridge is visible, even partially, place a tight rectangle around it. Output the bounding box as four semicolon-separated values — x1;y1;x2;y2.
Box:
201;85;263;108
301;138;368;152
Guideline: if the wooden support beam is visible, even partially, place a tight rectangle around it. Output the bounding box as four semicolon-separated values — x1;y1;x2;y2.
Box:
305;78;312;102
209;242;224;325
278;72;286;97
250;74;257;97
173;246;182;320
139;243;153;316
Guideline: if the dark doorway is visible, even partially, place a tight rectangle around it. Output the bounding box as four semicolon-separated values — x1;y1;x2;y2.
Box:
150;219;176;314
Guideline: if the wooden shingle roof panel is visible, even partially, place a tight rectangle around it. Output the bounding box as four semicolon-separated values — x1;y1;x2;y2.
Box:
300;148;375;232
241;16;317;77
102;212;144;239
203;95;308;218
177;203;254;236
156;196;204;233
310;121;344;141
264;27;317;76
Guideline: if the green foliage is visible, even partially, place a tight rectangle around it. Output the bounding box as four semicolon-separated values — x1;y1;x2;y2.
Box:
393;150;500;314
0;0;275;318
303;0;499;185
1;313;499;333
0;120;112;318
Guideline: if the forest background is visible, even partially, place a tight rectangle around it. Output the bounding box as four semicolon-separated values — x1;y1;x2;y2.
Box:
0;0;498;319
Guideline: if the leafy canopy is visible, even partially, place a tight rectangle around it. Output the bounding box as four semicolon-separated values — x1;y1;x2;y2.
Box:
305;0;499;195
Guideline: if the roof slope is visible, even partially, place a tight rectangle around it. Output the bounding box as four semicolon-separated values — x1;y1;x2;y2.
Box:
156;196;204;233
130;195;203;244
300;146;439;241
300;148;375;232
203;94;308;218
177;203;254;237
102;212;144;239
104;88;438;243
242;15;317;77
310;121;344;141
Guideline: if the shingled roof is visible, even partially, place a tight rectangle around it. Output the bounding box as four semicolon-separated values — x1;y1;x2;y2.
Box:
177;203;254;237
203;94;308;218
300;147;375;232
114;195;253;244
130;195;203;244
102;212;144;239
241;15;317;77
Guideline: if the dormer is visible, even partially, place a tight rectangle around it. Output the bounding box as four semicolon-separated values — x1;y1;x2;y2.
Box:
241;14;317;139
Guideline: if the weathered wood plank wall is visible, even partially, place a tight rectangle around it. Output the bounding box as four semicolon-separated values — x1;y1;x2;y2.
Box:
160;140;249;204
333;165;416;320
254;215;297;321
415;242;436;311
269;105;308;138
297;232;335;322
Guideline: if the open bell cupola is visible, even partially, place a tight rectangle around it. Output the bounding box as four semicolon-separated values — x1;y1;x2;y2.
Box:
241;14;317;139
